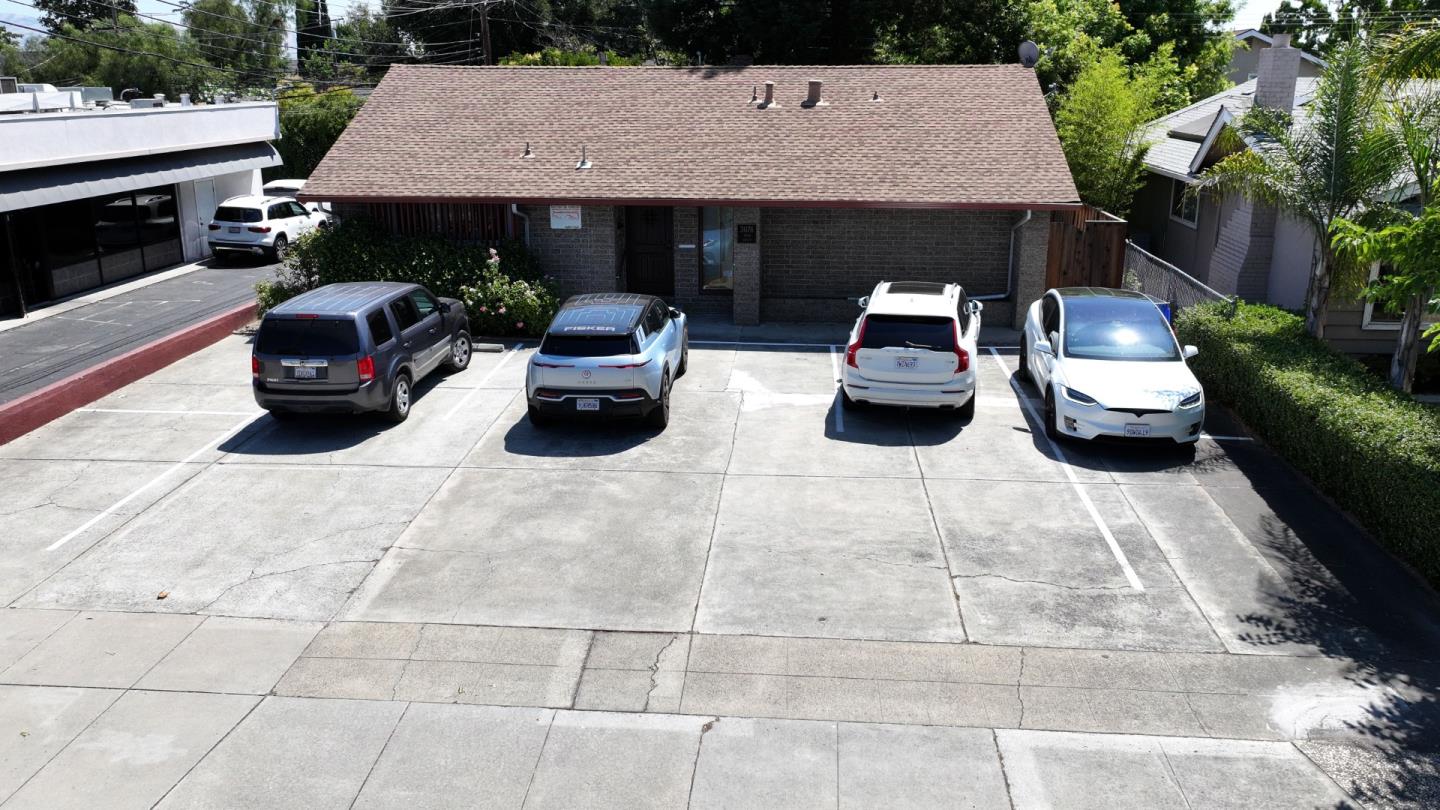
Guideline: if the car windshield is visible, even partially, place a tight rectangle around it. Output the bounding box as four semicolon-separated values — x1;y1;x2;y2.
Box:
1062;297;1179;361
214;206;263;223
540;334;637;357
861;315;956;352
257;318;359;356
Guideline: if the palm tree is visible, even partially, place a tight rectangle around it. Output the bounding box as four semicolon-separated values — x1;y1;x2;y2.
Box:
1380;25;1440;80
1193;43;1402;338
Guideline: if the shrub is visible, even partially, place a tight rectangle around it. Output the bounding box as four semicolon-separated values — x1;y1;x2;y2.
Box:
255;219;559;336
1177;301;1440;582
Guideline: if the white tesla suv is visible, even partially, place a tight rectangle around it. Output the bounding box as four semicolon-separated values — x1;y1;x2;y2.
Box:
840;281;983;417
526;293;688;429
1021;287;1205;443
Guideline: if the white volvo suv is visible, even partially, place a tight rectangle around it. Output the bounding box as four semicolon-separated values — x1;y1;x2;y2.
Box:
840;281;983;417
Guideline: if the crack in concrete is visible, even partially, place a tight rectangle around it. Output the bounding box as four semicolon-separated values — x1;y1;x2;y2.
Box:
1018;648;1027;727
952;572;1135;592
200;558;380;612
642;634;680;712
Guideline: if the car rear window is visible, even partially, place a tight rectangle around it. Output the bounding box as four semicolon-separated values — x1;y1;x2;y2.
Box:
540;334;637;357
861;315;956;352
257;318;360;356
214;206;263;223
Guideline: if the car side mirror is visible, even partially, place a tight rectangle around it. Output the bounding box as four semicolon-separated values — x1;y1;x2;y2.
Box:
856;296;869;309
1033;339;1053;355
968;300;983;314
668;307;682;319
1183;344;1199;359
439;301;451;314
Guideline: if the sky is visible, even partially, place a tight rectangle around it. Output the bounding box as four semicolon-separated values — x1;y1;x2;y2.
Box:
4;0;1279;48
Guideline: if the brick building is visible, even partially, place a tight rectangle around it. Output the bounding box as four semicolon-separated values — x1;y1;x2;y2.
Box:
302;64;1079;326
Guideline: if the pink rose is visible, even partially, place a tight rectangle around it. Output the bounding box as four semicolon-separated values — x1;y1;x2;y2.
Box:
497;306;507;314
478;305;487;313
515;321;525;329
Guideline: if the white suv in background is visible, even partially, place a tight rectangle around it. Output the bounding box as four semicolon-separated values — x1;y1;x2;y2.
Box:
840;281;983;417
208;195;330;262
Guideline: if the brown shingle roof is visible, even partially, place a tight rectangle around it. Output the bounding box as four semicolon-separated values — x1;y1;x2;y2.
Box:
302;64;1080;209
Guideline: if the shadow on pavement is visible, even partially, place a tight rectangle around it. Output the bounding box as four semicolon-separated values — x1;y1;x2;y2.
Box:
219;376;446;456
500;413;662;458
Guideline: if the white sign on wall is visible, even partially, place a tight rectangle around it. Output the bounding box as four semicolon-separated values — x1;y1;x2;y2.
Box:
550;205;582;230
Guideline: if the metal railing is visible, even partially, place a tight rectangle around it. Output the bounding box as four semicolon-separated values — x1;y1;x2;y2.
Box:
1123;240;1237;317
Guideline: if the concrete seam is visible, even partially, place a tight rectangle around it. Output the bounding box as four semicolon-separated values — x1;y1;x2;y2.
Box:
0;685;125;805
1157;744;1196;810
518;710;558;809
145;691;265;810
129;615;209;690
991;728;1019;810
1290;739;1368;807
911;415;970;643
348;700;410;810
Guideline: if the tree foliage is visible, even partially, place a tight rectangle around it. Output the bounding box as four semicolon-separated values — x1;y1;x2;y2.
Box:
32;0;136;32
269;84;366;181
1054;49;1177;216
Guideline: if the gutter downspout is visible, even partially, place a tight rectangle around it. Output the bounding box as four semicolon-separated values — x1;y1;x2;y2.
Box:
972;210;1032;302
510;204;530;246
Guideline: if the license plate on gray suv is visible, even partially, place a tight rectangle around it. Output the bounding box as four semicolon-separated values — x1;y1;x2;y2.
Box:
293;366;317;379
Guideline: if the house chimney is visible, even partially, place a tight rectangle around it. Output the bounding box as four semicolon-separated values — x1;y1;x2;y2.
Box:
1255;32;1301;113
803;79;826;107
759;80;778;109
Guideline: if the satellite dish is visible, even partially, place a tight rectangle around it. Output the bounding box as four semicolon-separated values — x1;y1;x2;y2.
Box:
1019;40;1040;68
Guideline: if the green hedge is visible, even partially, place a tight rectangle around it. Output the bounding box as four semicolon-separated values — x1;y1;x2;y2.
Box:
255;219;559;338
1176;302;1440;582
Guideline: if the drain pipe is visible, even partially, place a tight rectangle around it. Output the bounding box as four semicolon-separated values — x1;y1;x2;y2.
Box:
972;210;1032;302
510;204;530;246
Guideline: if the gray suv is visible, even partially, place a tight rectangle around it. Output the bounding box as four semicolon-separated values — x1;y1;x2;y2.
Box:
252;282;470;422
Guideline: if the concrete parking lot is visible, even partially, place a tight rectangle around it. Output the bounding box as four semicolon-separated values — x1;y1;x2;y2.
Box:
3;332;1439;807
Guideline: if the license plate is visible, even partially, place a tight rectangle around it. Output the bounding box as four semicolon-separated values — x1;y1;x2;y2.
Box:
576;398;600;411
1124;424;1151;438
293;366;317;380
227;226;240;233
895;356;919;369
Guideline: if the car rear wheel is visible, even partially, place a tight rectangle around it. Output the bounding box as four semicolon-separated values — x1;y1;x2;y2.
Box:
528;404;551;428
1043;387;1061;441
840;387;860;411
445;331;472;371
647;372;672;429
958;388;976;419
385;373;412;423
269;234;289;263
1018;338;1031;386
677;333;689;377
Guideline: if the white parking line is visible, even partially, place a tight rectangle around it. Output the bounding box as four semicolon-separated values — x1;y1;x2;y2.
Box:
828;345;845;434
46;412;261;552
1202;434;1254;442
693;339;840;349
443;343;524;421
78;408;256;416
987;348;1145;592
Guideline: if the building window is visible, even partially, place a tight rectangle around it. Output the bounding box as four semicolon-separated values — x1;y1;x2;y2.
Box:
700;207;735;292
1170;179;1198;228
1363;262;1403;330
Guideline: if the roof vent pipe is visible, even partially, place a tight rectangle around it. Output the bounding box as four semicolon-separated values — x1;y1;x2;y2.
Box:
759;80;777;109
803;79;826;107
576;144;592;170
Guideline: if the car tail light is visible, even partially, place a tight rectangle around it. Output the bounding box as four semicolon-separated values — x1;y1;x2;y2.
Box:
294;313;319;319
251;355;260;378
952;321;969;373
845;317;867;368
533;361;575;368
599;359;652;369
614;391;644;400
208;223;221;231
357;355;375;382
247;226;272;233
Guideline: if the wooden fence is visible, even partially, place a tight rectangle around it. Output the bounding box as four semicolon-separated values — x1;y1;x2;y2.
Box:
1046;205;1127;289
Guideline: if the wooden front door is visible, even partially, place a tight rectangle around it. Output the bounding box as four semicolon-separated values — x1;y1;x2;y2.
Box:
625;206;674;296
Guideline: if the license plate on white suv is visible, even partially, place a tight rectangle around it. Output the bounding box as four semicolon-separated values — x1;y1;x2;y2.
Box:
576;398;600;411
1124;424;1151;438
895;356;919;369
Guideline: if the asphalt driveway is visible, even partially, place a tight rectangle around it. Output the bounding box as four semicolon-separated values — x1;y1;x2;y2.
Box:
2;333;1439;808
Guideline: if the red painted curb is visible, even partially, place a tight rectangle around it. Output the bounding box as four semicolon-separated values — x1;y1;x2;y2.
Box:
0;301;257;446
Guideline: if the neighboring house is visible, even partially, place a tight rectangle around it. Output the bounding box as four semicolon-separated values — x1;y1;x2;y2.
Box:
1130;35;1423;355
0;90;280;317
1228;28;1326;85
300;64;1080;326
